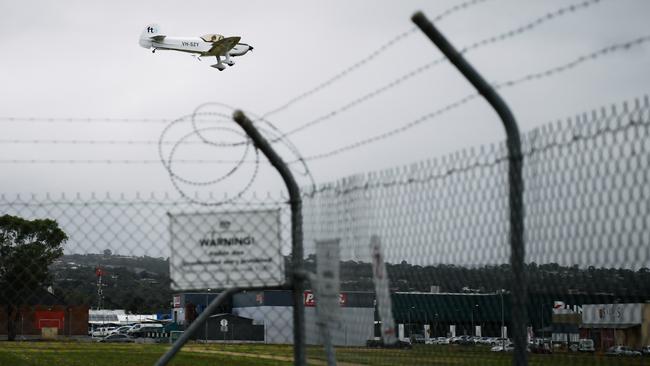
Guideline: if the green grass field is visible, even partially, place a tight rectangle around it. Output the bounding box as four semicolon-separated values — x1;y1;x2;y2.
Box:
0;341;648;366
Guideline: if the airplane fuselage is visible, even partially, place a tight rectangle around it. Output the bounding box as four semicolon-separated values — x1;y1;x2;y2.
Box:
152;37;213;56
150;37;252;58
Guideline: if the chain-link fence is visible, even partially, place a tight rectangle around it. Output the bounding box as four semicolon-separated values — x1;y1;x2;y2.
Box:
1;95;650;365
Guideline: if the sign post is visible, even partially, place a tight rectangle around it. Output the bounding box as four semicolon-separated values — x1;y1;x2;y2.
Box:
314;239;340;366
370;235;397;345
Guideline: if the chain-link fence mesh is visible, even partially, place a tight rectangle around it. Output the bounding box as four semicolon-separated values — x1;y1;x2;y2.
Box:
1;95;650;365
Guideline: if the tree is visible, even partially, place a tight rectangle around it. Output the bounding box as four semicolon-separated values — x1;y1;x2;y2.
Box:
0;215;67;341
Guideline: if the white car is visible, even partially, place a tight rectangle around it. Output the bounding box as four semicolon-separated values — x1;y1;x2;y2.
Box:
578;339;595;352
606;346;641;356
436;337;450;345
109;326;132;335
491;343;515;352
91;326;116;337
126;323;163;334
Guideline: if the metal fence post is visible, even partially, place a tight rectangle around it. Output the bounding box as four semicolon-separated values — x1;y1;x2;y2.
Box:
412;11;527;366
233;110;306;366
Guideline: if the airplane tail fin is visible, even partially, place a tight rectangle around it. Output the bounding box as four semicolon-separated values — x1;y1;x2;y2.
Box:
139;24;162;48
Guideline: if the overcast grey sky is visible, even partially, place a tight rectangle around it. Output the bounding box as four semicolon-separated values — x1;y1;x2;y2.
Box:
1;0;649;196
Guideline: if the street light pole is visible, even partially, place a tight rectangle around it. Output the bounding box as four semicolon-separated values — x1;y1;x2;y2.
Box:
408;307;413;339
470;307;474;336
539;303;544;344
205;289;211;342
500;290;505;338
434;313;439;338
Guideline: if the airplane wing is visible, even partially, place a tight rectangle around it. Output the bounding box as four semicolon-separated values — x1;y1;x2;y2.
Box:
206;36;241;56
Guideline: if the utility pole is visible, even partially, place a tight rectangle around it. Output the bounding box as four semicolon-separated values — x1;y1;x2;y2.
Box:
95;267;104;310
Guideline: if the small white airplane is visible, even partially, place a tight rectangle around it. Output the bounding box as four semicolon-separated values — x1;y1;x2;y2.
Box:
139;24;253;71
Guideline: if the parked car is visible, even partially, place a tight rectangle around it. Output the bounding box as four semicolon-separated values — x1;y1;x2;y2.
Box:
578;339;595;353
477;337;493;345
129;326;164;338
606;346;642;356
411;334;425;344
435;337;450;345
642;346;650;355
490;343;515;352
91;327;117;337
126;323;163;335
98;334;135;343
109;326;132;335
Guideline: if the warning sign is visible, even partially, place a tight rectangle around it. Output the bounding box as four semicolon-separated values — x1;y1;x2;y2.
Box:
169;209;284;290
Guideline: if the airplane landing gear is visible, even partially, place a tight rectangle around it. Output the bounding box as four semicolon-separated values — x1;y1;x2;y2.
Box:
225;54;235;66
211;56;228;71
211;63;227;71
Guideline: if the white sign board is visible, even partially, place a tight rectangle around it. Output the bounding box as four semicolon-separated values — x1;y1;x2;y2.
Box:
370;235;397;344
169;209;284;290
314;239;340;366
315;239;341;325
582;303;642;325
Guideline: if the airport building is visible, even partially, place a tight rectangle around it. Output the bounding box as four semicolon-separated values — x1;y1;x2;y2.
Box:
0;290;88;338
581;303;650;350
391;291;511;339
170;290;375;345
232;290;375;346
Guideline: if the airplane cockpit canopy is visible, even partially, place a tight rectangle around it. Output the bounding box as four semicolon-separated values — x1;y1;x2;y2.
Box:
201;34;225;42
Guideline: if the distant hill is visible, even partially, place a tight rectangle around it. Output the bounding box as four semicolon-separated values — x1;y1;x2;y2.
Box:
51;253;172;313
48;253;650;313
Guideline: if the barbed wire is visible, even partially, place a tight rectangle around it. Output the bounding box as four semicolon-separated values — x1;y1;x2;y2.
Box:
3;28;645;167
0;2;637;171
157;104;316;206
3;96;646;202
495;35;650;89
459;0;602;54
305;96;649;197
0;139;204;145
260;0;492;119
0;192;289;207
293;34;650;163
157;109;260;206
0;159;252;164
0;117;172;124
277;0;604;140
